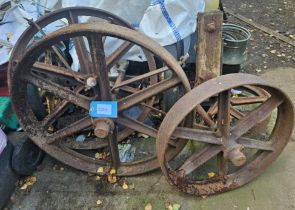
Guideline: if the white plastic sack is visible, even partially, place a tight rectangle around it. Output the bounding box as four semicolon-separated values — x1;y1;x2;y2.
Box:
0;0;61;65
140;0;205;46
64;0;205;65
0;128;7;155
0;1;38;65
0;0;205;66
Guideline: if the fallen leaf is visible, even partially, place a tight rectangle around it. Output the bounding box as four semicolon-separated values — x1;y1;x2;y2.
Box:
20;184;28;190
145;203;153;210
208;172;216;178
137;133;149;138
270;50;276;54
96;200;102;205
110;168;116;175
122;181;129;190
95;152;107;160
20;176;37;190
167;205;173;210
172;203;181;210
97;167;104;173
95;176;101;181
107;175;117;184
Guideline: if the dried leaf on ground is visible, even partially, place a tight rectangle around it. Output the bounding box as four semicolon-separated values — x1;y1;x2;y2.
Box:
20;176;37;190
165;202;181;210
96;200;102;205
207;172;216;178
97;167;104;173
107;175;117;184
95;176;101;181
145;203;153;210
172;204;181;210
110;168;116;175
137;133;149;138
95;152;107;160
122;181;129;190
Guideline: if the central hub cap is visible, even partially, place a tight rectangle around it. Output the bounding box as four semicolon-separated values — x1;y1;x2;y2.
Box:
86;77;97;88
224;145;247;167
94;119;114;139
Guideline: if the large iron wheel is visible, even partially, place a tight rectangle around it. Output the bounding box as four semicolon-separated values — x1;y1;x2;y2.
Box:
9;22;192;176
157;73;294;195
9;6;133;120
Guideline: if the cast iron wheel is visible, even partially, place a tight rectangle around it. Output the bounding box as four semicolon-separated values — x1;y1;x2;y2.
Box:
157;73;294;196
9;22;195;176
8;6;162;151
9;6;133;128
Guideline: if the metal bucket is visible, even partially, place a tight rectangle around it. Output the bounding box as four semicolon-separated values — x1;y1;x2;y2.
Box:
222;24;251;65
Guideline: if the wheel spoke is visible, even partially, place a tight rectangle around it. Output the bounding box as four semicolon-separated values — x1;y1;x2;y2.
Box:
119;86;139;94
41;85;85;127
230;107;245;119
108;129;120;168
118;77;181;112
112;65;171;90
217;153;227;176
217;90;231;138
88;33;111;100
177;146;222;176
231;96;268;105
46;116;92;144
173;127;221;145
41;100;69;127
196;105;216;127
237;137;274;151
32;62;86;82
115;115;158;138
23;74;90;110
106;41;133;69
207;101;217;117
229;96;283;141
67;11;91;73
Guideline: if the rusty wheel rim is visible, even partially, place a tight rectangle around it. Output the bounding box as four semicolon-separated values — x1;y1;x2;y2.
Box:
9;6;132;62
9;23;191;176
157;73;294;195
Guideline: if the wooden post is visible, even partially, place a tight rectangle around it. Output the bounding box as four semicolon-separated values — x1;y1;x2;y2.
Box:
195;11;223;85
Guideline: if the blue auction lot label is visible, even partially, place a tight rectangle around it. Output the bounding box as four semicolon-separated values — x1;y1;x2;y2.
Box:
89;101;118;118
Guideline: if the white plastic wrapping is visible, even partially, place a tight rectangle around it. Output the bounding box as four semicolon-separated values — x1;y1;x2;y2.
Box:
0;128;7;155
0;0;205;65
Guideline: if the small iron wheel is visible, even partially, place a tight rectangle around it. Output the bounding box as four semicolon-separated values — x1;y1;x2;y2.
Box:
9;22;192;176
157;73;294;196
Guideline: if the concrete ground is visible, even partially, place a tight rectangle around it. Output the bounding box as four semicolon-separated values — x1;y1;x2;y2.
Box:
5;67;295;210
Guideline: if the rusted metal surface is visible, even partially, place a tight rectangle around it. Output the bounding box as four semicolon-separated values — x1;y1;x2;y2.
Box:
8;21;191;176
156;73;294;196
195;11;223;85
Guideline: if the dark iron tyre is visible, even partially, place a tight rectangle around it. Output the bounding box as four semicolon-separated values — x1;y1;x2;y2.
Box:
11;137;44;176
